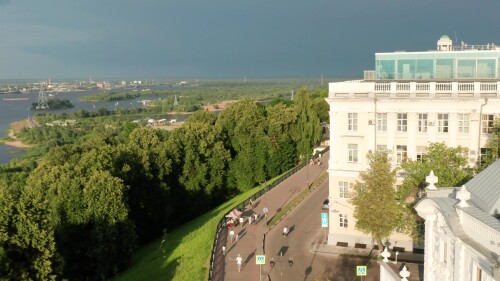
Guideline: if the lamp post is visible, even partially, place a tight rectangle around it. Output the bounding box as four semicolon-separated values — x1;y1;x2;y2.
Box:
393;251;399;264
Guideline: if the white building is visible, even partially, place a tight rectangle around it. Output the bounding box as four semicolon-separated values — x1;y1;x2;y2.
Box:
414;162;500;281
326;36;500;251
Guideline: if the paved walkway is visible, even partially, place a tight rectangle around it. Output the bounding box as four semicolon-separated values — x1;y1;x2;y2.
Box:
218;151;329;281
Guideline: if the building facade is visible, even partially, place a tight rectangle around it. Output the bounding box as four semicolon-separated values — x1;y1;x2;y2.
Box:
326;36;500;251
415;161;500;281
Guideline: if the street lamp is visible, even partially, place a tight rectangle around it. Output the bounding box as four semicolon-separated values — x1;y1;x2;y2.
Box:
393;251;399;264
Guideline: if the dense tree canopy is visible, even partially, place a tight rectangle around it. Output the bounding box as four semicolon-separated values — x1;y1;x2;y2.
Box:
0;87;325;279
291;89;323;159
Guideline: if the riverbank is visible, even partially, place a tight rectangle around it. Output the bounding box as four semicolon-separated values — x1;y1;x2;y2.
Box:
2;119;32;148
2;100;239;148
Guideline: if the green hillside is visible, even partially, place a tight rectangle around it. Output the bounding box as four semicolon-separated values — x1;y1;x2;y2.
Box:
113;187;258;281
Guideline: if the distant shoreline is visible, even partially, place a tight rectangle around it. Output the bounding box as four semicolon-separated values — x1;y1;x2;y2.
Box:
2;121;32;148
1;100;239;148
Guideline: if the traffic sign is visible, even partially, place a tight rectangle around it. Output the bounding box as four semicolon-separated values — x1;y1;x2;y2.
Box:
321;213;328;228
263;207;269;214
256;255;266;265
356;265;367;276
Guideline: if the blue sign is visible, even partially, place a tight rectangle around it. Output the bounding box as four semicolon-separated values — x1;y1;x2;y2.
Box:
321;213;328;228
356;266;367;276
256;255;266;265
263;207;269;214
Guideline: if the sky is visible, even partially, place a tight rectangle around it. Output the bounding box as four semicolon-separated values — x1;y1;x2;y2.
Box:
0;0;499;80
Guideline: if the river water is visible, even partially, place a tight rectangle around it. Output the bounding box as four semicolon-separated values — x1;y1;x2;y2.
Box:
0;88;188;164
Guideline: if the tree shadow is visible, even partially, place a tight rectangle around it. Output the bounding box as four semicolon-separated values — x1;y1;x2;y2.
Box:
242;249;256;270
323;255;379;281
277;246;289;256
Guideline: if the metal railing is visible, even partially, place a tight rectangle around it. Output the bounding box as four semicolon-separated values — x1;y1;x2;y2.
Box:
207;146;330;281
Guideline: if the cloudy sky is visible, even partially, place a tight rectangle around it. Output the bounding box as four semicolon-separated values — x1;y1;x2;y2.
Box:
0;0;499;80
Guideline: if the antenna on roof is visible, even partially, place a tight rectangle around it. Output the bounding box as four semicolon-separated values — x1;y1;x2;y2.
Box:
454;31;458;47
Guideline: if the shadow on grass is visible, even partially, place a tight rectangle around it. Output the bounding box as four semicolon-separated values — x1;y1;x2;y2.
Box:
114;179;280;281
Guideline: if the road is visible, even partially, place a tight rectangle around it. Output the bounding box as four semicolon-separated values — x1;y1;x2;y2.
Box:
265;176;380;281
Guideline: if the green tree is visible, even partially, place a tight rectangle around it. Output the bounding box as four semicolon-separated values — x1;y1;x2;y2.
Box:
291;88;322;159
167;110;231;205
265;103;298;176
476;119;500;172
310;89;329;123
351;152;399;249
397;142;473;238
400;142;472;195
216;99;271;191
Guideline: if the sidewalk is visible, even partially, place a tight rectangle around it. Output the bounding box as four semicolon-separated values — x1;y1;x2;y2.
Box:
219;151;329;281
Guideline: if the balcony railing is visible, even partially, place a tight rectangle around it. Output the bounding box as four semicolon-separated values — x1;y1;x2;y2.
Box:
330;80;500;98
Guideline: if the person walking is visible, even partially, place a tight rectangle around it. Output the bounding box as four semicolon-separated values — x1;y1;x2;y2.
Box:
229;229;235;242
249;198;255;209
222;245;226;256
236;254;243;272
235;233;239;243
253;212;258;222
283;226;289;237
239;217;244;228
248;215;252;225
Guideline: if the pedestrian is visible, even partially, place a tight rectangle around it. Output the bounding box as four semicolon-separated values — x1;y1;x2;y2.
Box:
239;217;244;228
235;233;239;242
253;212;258;222
248;215;252;225
236;254;243;272
283;226;289;237
229;229;235;242
222;245;226;256
249;198;255;209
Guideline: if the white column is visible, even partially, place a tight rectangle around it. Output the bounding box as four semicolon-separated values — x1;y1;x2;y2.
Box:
425;214;437;281
407;113;416;158
455;241;465;281
448;113;457;147
428;113;437;143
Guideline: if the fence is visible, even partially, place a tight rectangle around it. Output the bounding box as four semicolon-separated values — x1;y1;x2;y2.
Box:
207;146;330;281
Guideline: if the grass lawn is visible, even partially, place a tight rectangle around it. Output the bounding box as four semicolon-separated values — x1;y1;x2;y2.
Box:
112;184;271;281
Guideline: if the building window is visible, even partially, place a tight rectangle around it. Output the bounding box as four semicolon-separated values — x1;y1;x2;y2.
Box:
376;145;387;153
418;113;428;132
480;147;493;164
348;144;358;163
416;146;427;162
438;114;449;133
396;145;407;164
339;181;349;198
475;266;483;281
397;113;408;132
482;114;494;133
377;113;387;131
348;113;358;131
458;114;470;133
339;214;348;228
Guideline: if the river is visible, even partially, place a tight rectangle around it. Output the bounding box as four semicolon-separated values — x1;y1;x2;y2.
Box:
0;88;189;164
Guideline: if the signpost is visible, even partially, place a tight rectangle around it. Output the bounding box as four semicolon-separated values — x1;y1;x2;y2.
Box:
263;207;269;225
321;212;328;242
356;265;367;280
321;213;328;228
256;255;266;281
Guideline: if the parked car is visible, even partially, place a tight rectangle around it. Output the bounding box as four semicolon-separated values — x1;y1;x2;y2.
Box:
322;198;329;209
